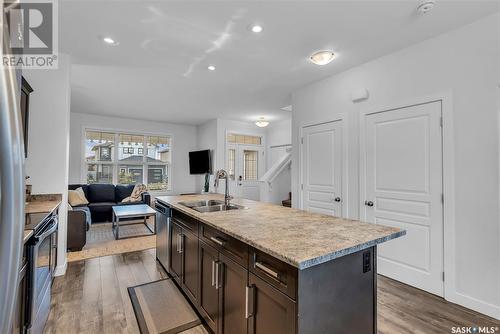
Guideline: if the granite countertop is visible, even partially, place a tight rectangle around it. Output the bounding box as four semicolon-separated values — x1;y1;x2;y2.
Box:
25;194;62;215
156;194;405;270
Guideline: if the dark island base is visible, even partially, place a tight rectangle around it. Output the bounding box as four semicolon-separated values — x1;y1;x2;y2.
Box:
157;207;378;334
297;247;377;334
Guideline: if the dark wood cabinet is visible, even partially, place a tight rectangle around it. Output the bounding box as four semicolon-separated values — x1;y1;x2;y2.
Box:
198;241;248;334
169;222;182;283
170;219;199;303
219;253;248;334
247;273;296;334
181;229;199;303
198;241;219;333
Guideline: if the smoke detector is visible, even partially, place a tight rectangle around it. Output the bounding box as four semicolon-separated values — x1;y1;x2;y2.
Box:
417;0;435;14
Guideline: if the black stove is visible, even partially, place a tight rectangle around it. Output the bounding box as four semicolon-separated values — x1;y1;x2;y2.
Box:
24;212;52;232
24;209;58;334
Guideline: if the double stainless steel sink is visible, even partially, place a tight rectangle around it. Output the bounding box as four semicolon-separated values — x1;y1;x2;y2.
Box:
178;199;246;213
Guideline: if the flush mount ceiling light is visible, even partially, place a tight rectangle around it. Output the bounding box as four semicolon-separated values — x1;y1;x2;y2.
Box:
251;25;263;33
309;50;335;65
103;37;119;46
417;0;436;14
207;65;216;71
255;117;269;127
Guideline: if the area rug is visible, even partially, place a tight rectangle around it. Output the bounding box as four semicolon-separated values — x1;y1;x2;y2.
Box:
128;278;204;334
67;222;156;262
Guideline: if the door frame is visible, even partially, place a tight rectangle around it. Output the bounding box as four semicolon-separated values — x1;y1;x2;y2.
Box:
299;118;348;218
359;91;455;302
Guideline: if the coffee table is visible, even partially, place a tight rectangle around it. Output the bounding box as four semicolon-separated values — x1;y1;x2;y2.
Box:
112;204;156;240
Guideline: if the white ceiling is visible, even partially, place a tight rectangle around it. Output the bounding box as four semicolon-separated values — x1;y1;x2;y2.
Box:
61;0;499;125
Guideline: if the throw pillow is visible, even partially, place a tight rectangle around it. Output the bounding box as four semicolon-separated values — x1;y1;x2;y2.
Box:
68;187;89;206
122;184;147;203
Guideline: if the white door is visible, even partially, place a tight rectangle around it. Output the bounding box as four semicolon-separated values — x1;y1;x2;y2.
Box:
227;144;264;201
361;101;443;296
301;121;343;216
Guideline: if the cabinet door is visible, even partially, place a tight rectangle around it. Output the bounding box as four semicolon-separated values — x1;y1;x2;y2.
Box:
219;254;247;334
182;229;199;304
198;241;220;333
248;273;296;334
169;222;183;282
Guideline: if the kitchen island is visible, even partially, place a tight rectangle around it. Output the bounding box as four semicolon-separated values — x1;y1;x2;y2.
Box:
155;194;405;334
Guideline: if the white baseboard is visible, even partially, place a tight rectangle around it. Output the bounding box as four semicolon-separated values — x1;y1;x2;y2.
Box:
447;291;500;320
54;260;67;277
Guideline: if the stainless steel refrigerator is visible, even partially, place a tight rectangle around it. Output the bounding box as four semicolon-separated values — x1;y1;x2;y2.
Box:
0;1;27;332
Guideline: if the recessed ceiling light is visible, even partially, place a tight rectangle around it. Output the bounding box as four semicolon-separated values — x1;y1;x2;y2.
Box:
208;65;216;71
103;37;119;46
309;50;336;65
251;25;263;33
255;117;269;127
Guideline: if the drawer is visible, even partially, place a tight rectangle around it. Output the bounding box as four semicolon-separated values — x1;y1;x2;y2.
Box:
249;248;297;300
200;224;248;268
172;210;199;236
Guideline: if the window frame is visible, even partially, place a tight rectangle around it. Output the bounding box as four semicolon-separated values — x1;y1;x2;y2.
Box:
82;127;173;193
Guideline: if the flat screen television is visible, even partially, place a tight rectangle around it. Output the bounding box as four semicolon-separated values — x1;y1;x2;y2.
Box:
189;150;212;175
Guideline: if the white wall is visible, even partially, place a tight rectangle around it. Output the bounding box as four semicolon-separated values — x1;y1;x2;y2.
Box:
292;14;500;319
69;113;199;195
196;119;218;192
24;54;72;276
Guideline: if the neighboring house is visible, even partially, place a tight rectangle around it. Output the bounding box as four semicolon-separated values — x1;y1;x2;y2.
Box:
85;140;170;187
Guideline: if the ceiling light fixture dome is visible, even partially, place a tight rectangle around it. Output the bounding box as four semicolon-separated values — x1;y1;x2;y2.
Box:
208;65;216;71
309;50;335;65
103;37;119;46
251;25;263;33
255;117;269;127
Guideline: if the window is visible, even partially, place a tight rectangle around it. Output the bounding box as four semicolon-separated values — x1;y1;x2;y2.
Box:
227;148;235;180
227;133;261;145
243;150;258;180
84;130;171;191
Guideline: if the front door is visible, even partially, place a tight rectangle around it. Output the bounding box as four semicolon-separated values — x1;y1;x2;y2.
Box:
301;121;343;216
227;144;264;201
361;100;444;296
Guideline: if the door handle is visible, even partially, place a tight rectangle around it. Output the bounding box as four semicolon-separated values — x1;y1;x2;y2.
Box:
364;200;374;207
334;197;341;202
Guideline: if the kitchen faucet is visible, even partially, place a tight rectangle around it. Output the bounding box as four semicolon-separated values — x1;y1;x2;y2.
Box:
214;169;233;206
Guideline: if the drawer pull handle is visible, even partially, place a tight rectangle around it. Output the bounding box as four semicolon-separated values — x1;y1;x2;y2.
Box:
255;261;279;279
210;236;226;247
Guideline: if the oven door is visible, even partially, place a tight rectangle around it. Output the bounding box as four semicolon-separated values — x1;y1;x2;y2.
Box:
28;218;58;333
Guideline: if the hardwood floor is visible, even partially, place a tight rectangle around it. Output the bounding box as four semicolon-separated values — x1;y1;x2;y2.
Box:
44;249;499;334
